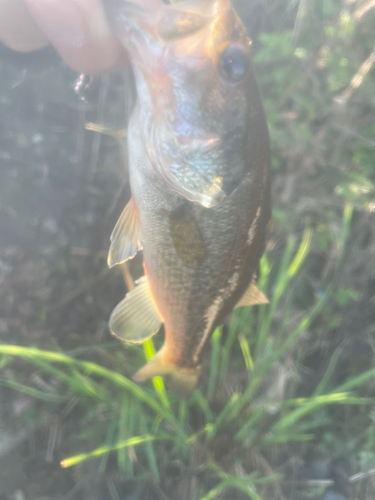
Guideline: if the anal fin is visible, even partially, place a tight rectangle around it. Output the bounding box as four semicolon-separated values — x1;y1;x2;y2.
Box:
235;278;269;309
108;197;142;268
109;276;162;343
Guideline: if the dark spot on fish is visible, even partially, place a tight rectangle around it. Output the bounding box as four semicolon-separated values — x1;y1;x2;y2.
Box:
167;205;206;265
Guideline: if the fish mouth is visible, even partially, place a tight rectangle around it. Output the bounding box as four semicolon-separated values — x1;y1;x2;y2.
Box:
111;0;212;62
113;2;161;62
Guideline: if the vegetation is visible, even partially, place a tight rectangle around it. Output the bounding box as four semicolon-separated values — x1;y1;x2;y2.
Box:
0;0;374;498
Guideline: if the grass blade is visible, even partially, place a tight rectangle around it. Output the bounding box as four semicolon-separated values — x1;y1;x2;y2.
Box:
333;366;375;393
264;392;374;444
191;389;213;425
143;338;171;410
61;434;174;468
99;418;117;475
207;462;263;500
207;326;222;401
199;480;231;500
140;413;160;483
239;334;254;373
312;348;344;396
117;394;130;474
0;378;68;403
0;345;186;438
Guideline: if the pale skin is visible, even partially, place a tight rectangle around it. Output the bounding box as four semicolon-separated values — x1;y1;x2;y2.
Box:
0;0;129;73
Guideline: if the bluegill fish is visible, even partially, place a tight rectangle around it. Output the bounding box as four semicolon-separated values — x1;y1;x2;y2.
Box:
107;0;271;395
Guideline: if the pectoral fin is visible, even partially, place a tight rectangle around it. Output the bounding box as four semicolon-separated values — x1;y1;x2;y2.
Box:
168;161;225;208
109;276;162;343
235;279;269;309
133;347;201;398
108;197;142;268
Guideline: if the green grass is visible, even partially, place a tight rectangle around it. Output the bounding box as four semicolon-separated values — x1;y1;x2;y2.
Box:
1;203;374;498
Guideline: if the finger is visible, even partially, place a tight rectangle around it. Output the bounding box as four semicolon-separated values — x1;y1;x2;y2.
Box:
24;0;128;73
135;0;165;11
0;0;48;52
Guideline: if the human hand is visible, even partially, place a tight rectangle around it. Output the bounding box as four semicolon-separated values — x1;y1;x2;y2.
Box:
0;0;128;73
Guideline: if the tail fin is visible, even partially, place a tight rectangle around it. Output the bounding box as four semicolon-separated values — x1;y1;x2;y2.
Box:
133;348;201;398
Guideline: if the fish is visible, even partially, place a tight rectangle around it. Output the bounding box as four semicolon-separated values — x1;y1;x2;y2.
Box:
106;0;271;396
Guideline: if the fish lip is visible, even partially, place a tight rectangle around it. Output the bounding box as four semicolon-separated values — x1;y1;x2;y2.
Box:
174;133;221;154
115;2;160;58
114;1;211;64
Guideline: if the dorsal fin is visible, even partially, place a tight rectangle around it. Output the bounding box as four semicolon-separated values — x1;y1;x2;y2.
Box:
108;197;142;268
235;278;269;309
109;276;162;343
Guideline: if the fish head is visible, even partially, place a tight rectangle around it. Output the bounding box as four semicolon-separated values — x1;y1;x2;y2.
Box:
112;0;258;208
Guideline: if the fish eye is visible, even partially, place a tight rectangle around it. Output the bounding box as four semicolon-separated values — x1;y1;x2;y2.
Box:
218;46;249;83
